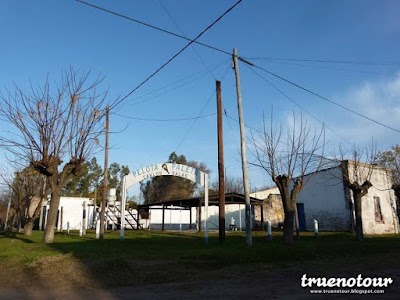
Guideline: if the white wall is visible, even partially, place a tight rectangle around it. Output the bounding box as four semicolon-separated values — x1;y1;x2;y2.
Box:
296;167;350;231
203;204;247;230
149;206;195;230
296;163;399;234
251;187;280;200
148;204;248;231
46;197;93;231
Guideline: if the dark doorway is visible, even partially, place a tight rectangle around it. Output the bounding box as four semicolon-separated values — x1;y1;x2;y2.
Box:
296;203;306;231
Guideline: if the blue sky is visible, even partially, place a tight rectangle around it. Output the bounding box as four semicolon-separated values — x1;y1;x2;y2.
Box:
1;0;400;198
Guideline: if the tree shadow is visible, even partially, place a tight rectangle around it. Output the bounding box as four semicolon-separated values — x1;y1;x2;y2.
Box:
2;230;400;298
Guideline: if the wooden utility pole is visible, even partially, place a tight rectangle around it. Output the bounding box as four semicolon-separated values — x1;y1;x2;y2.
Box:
216;80;225;242
232;48;252;246
100;106;109;239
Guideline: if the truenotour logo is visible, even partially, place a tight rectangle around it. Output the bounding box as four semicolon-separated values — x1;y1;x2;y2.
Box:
301;274;393;288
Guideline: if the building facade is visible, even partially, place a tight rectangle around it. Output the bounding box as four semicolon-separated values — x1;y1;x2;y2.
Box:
252;162;399;234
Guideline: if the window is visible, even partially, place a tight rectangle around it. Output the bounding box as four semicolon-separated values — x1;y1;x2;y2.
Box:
374;196;384;224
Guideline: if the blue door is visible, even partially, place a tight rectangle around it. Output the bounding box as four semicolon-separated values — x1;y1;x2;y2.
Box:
297;203;306;231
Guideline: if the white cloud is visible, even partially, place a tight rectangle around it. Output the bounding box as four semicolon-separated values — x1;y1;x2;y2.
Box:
330;73;400;150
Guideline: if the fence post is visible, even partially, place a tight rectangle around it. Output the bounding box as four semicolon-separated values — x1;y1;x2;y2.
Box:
267;220;272;241
314;219;319;238
96;219;100;239
82;201;87;236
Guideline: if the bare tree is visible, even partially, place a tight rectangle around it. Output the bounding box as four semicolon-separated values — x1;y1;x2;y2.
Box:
0;188;11;231
250;114;325;244
210;176;244;195
0;68;107;243
1;165;47;235
376;145;400;219
337;145;377;241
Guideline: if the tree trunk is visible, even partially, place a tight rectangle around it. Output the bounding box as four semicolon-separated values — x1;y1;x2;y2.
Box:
294;204;300;239
393;186;400;221
283;209;295;244
24;220;34;236
43;189;61;243
275;176;298;244
353;193;363;241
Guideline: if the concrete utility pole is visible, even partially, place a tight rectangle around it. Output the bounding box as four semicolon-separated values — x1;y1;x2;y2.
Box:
232;48;252;246
5;192;11;231
93;188;97;228
100;106;109;239
216;80;225;242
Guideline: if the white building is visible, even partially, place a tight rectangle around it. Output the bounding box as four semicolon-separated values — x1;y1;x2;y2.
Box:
253;161;399;234
35;193;270;233
41;197;95;231
139;193;262;231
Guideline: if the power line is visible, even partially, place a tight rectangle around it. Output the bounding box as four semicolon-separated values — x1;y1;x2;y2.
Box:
114;112;216;122
175;63;231;152
121;59;229;108
77;0;399;135
158;0;217;81
105;0;242;110
238;58;400;134
225;113;263;135
244;64;352;145
246;59;390;76
76;0;232;57
240;56;400;67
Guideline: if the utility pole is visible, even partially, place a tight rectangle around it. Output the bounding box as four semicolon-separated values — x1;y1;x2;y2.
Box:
93;188;97;228
232;48;252;246
100;106;109;240
216;80;225;243
5;192;11;231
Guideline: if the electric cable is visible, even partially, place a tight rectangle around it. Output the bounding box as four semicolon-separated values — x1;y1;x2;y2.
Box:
244;64;352;145
158;0;217;81
107;0;242;110
240;57;400;67
174;63;231;152
76;0;233;57
121;59;229;109
114;112;216;122
238;58;400;134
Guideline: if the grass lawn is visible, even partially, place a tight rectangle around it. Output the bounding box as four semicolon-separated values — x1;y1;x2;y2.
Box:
0;230;399;296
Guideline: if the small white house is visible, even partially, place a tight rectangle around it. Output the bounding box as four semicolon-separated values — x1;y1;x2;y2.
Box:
297;161;398;234
42;197;95;231
253;161;399;234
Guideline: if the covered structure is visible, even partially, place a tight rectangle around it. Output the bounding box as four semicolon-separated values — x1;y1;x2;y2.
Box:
138;192;264;231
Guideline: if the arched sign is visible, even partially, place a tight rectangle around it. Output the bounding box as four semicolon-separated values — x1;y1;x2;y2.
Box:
120;163;209;243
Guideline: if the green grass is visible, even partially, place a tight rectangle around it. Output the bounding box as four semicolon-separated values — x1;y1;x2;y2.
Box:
1;230;399;289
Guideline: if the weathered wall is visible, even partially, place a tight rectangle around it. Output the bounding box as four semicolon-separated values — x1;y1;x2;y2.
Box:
251;187;283;227
353;165;399;235
253;195;284;227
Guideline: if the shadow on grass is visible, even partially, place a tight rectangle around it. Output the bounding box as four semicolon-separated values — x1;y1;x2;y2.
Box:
2;230;400;296
2;231;35;243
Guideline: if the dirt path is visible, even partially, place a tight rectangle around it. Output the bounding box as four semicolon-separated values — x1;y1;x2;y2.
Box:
1;266;399;300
